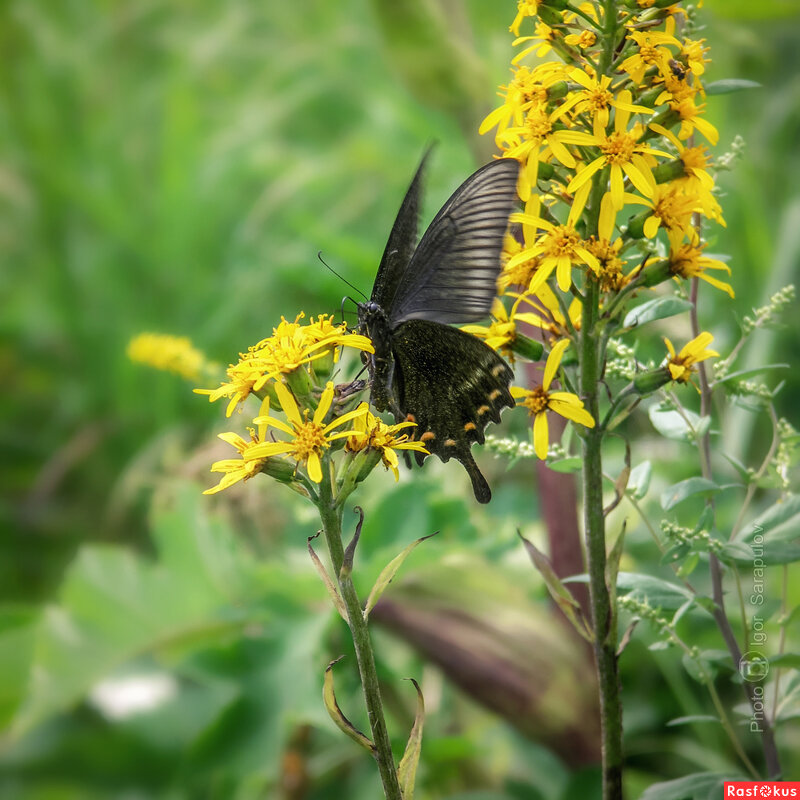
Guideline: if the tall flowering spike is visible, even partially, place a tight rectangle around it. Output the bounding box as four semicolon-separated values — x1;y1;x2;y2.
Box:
480;0;728;307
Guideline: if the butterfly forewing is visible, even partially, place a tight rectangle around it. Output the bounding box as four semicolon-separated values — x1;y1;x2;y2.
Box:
370;151;430;310
389;158;519;326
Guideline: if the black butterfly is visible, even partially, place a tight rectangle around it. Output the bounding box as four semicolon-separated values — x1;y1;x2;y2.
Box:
357;154;519;503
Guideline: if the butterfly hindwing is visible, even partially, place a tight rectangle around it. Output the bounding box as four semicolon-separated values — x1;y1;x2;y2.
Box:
389;158;519;325
390;320;514;504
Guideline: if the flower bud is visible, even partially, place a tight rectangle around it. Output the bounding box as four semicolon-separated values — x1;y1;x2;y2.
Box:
652;158;685;185
632;368;672;396
285;366;313;403
263;458;298;483
547;81;568;101
625;210;649;240
639;258;672;288
512;334;545;362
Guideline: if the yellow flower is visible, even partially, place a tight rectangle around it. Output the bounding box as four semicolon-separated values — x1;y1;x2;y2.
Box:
128;333;216;381
204;397;277;495
195;314;373;417
510;0;541;36
501;105;581;202
512;22;557;63
245;381;365;483
498;232;545;294
667;230;734;298
619;22;681;86
563;90;668;210
511;339;595;459
508;206;600;292
681;37;710;77
346;403;428;480
553;69;651;129
509;284;582;343
480;63;569;145
461;298;519;358
669;97;719;146
564;30;597;49
622;184;700;240
663;332;718;384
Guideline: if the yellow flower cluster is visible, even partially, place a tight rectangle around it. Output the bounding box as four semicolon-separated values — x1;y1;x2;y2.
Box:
127;333;216;381
205;381;427;495
465;0;731;458
481;1;731;304
195;313;373;417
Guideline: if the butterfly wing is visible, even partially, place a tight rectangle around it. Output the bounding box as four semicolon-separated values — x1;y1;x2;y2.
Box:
390;319;514;503
388;158;519;326
370;150;431;309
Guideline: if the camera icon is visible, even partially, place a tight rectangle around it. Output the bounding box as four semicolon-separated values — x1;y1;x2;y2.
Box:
739;650;770;682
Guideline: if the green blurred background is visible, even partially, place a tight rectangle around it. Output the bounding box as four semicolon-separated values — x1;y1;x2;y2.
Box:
2;1;799;798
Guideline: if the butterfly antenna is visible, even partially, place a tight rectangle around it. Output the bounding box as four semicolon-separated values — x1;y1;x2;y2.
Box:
318;251;368;301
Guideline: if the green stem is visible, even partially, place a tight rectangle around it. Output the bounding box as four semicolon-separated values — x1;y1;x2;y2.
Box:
581;274;624;800
688;278;783;779
318;478;402;800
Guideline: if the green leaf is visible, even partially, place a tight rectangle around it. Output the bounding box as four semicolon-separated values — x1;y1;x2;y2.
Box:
307;534;348;621
11;488;267;738
769;653;800;669
519;534;593;641
649;405;710;442
616;572;694;610
713;363;789;387
607;525;626;607
0;607;37;728
640;772;733;800
733;495;800;564
743;494;800;539
676;552;700;578
545;456;582;473
566;572;695;610
718;541;755;563
665;715;719;727
397;678;425;800
660;478;720;510
623;297;693;329
627;461;652;499
363;532;438;620
322;657;375;752
704;79;761;95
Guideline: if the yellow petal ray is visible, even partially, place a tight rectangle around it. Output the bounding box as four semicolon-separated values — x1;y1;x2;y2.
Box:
543;338;570;390
566;156;605;194
274;380;302;426
556;257;572;292
610;164;624;210
307;453;323;483
533;412;549;460
252;413;295;437
621;161;654;198
548;394;596;427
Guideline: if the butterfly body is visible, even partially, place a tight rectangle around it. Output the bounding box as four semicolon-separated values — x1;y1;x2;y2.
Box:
358;155;519;503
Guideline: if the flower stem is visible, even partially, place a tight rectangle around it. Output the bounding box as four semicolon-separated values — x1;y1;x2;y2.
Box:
317;479;403;800
581;274;624;800
689;278;783;779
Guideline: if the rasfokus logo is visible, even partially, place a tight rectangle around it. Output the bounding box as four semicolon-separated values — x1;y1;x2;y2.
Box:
725;783;800;797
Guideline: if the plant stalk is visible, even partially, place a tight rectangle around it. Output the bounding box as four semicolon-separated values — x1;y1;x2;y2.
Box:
581;275;624;800
318;481;403;800
689;278;783;779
